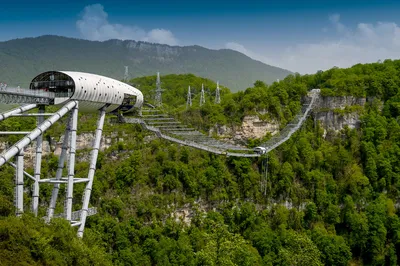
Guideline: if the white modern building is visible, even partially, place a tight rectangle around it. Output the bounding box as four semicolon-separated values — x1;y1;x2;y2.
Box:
30;71;143;112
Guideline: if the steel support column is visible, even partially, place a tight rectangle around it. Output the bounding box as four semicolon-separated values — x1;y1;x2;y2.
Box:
65;103;78;221
0;100;78;167
32;105;45;216
47;115;72;220
78;107;106;237
15;151;24;217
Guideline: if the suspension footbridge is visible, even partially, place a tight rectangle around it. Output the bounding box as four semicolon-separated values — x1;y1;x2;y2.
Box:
122;88;320;157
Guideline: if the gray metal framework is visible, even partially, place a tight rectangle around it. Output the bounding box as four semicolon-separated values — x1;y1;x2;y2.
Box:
47;114;72;220
0;71;145;238
0;87;55;104
32;105;44;216
0;101;78;166
15;151;24;216
77;107;106;236
0;100;104;237
0;104;37;121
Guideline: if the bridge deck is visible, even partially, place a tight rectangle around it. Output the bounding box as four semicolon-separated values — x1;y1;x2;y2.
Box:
0;87;55;104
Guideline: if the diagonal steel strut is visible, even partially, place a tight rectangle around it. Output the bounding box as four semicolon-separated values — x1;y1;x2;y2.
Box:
0;101;78;167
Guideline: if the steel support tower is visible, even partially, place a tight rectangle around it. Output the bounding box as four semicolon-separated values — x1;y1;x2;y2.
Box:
215;81;221;104
155;72;163;107
124;66;129;82
0;71;143;237
0;101;104;237
200;84;205;106
186;85;192;108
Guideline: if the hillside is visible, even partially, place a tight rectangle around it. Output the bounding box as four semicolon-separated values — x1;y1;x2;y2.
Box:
130;74;306;138
3;60;400;265
0;35;291;92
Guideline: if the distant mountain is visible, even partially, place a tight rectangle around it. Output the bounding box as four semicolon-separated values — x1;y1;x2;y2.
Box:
0;35;291;91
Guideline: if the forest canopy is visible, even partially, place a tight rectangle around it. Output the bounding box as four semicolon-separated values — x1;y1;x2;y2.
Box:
2;60;400;265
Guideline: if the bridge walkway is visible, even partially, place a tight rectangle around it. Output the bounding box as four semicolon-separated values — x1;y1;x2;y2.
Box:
122;89;320;157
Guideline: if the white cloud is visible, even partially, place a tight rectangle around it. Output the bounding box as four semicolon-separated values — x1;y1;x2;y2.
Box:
76;4;178;45
225;42;249;55
142;29;178;46
329;13;348;35
225;42;277;66
226;15;400;74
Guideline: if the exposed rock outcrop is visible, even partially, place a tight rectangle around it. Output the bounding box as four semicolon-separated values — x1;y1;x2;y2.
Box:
233;116;279;141
316;96;366;109
315;111;361;132
209;115;279;143
210;95;367;143
314;96;366;133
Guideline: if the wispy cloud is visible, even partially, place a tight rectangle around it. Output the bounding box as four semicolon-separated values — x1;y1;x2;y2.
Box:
329;13;348;35
226;15;400;74
76;4;178;45
142;29;178;46
225;42;276;66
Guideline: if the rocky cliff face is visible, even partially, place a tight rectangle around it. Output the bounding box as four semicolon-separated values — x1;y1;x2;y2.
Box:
314;96;366;133
315;111;361;132
316;96;366;109
235;116;280;140
209;115;280;143
210;96;367;143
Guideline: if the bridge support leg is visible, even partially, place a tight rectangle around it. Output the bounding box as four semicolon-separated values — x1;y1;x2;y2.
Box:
47;115;72;220
32;105;45;216
15;150;24;217
77;107;106;237
65;103;78;221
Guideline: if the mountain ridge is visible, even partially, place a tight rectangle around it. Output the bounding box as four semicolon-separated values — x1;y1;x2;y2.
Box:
0;35;291;91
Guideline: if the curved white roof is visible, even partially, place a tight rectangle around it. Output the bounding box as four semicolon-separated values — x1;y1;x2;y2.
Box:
32;71;143;113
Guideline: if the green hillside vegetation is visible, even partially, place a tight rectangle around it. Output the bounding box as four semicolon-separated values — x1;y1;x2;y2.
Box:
0;35;291;92
130;74;306;135
2;60;400;264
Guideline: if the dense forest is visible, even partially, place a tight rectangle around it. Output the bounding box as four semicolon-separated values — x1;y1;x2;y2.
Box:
2;59;400;265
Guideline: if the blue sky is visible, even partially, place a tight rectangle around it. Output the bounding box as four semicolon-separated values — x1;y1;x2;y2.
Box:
2;0;400;73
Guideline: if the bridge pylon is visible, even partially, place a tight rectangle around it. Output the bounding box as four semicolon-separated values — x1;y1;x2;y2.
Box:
155;72;163;107
215;81;221;104
124;66;129;82
200;84;205;106
186;86;192;108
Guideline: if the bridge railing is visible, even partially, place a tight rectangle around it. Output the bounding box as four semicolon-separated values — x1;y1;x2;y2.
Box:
259;89;319;152
0;87;55;98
